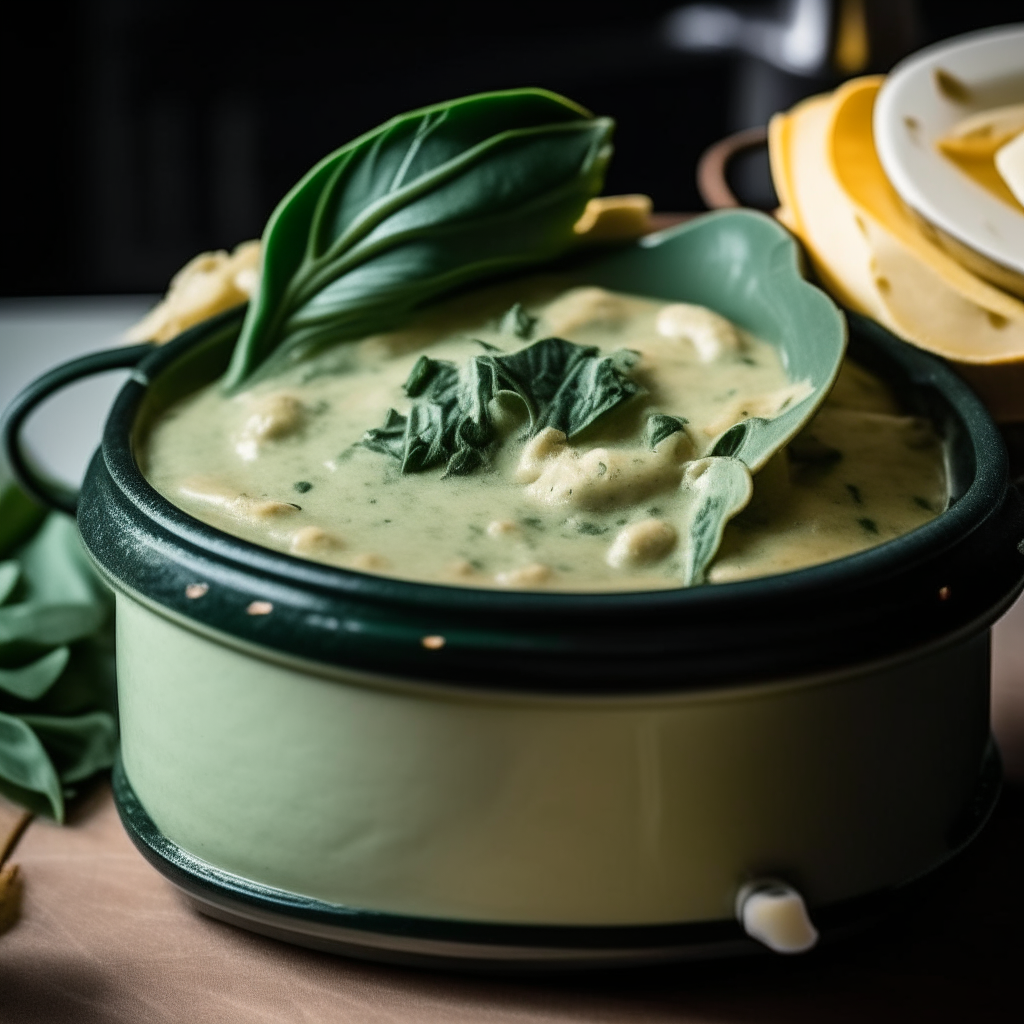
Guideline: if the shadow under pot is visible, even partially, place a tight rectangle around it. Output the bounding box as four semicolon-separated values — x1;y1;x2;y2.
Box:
6;302;1023;970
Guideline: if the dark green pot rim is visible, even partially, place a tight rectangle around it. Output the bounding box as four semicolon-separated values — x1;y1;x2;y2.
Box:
75;218;1024;694
112;748;1001;969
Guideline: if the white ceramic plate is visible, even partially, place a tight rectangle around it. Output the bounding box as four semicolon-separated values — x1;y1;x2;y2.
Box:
874;24;1024;277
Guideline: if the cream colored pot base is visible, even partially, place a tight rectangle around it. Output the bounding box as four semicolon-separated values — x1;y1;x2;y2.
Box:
113;748;999;969
113;588;1000;962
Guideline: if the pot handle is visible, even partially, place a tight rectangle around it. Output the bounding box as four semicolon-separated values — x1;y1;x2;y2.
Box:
696;125;769;211
1;344;155;516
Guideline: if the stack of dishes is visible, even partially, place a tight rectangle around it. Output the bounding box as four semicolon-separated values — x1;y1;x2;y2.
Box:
769;25;1024;420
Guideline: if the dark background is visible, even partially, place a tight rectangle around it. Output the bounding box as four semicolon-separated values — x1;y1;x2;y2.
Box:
2;1;1020;297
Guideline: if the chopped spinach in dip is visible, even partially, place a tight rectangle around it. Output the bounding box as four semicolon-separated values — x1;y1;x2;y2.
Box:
142;280;946;591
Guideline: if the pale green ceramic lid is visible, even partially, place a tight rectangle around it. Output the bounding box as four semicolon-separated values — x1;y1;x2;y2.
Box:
581;209;846;471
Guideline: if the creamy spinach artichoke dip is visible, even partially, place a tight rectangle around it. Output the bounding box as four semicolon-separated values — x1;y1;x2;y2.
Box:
143;280;947;592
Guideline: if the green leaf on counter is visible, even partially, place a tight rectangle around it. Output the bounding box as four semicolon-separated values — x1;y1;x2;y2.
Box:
0;467;46;560
0;711;64;820
681;457;754;586
223;89;613;389
361;336;642;476
20;711;118;786
0;561;19;605
0;648;70;701
0;603;106;647
0;517;107;644
644;414;688;450
0;507;116;821
17;515;106;609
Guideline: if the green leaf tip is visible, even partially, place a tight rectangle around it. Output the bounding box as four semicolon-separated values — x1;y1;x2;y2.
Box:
680;457;754;586
360;336;642;478
223;89;614;390
645;414;688;450
501;303;538;340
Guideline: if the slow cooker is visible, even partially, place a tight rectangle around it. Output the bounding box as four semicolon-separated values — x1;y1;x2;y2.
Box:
4;212;1021;969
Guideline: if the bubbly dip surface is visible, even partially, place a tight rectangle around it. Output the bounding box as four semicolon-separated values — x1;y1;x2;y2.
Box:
142;280;946;591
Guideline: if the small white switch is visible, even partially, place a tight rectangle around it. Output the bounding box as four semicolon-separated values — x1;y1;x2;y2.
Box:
736;880;819;954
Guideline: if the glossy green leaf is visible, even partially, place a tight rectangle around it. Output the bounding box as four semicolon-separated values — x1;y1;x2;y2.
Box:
0;647;70;701
0;508;116;820
0;604;105;646
0;710;64;820
21;711;118;786
0;561;19;605
224;89;613;389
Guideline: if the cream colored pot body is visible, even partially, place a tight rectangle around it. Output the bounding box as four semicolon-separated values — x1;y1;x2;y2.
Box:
116;592;990;927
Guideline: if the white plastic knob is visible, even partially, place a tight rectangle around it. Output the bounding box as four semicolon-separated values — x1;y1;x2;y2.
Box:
736;880;819;954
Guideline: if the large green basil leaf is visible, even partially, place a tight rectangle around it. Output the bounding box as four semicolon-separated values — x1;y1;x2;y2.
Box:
224;89;613;388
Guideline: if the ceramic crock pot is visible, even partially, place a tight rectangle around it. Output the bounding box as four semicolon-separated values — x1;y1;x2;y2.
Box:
4;213;1024;969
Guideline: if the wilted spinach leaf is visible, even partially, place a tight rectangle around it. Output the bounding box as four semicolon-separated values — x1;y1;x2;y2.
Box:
500;303;538;340
361;336;642;477
644;413;688;450
482;337;641;438
362;359;488;475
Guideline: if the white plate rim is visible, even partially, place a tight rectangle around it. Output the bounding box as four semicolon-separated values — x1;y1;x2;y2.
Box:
874;23;1024;276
